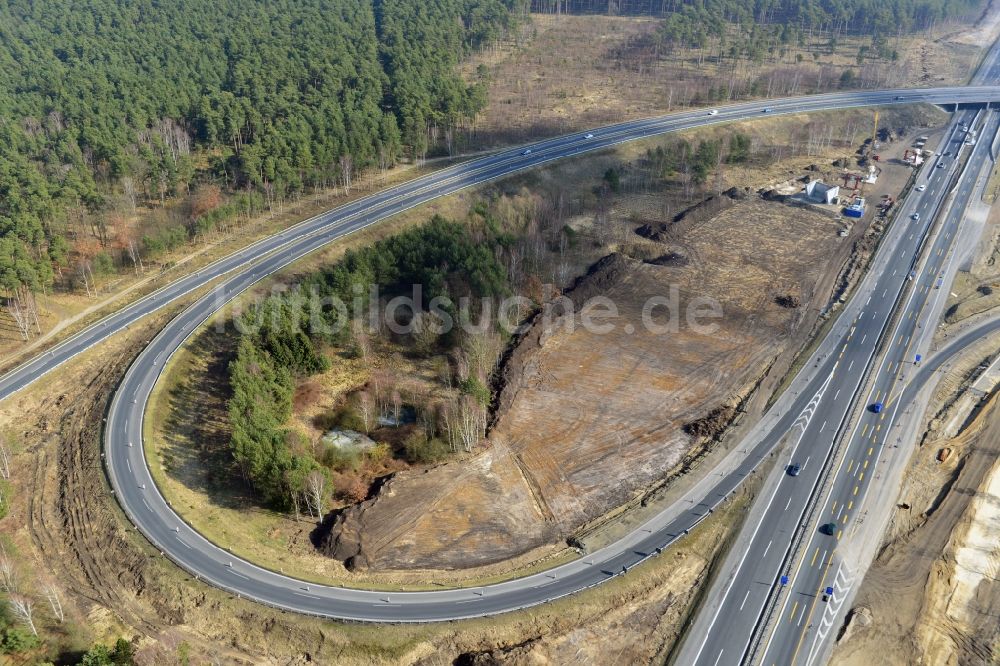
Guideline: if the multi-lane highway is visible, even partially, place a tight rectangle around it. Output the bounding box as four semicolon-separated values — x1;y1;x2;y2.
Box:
682;108;999;666
679;40;1000;666
3;83;1000;624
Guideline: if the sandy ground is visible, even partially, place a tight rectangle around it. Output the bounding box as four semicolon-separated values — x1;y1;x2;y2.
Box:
320;196;850;571
830;389;1000;666
315;106;943;572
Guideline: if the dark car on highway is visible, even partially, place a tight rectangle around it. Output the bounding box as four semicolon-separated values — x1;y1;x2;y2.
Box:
787;463;801;476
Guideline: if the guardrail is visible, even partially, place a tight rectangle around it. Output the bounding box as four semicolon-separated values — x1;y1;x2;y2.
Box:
742;119;977;664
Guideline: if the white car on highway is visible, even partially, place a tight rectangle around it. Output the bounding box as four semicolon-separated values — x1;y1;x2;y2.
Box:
584;133;594;139
708;109;718;116
912;212;920;221
916;184;926;191
521;149;532;155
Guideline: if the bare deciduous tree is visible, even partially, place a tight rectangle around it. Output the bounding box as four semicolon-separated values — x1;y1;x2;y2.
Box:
352;318;372;361
304;470;327;519
41;582;63;623
390;390;402;427
357;390;374;434
121;175;137;213
9;595;37;636
443;396;487;453
339;154;354;194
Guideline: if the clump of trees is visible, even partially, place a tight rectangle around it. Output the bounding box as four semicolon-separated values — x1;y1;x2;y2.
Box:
227;215;513;512
0;0;522;337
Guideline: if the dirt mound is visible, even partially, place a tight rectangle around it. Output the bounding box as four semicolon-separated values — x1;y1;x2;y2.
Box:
646;252;689;267
683;404;738;440
837;606;873;643
454;639;539;666
636;188;751;242
774;294;801;309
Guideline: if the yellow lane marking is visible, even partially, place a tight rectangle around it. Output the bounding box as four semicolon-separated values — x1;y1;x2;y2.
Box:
842;513;848;524
859;471;865;481
862;424;869;436
863;459;869;469
789;600;799;623
811;547;819;567
847;500;854;510
853;486;859;496
831;501;838;515
868;447;874;456
837;529;843;539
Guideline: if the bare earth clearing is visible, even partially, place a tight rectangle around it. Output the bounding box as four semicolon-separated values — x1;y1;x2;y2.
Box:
142;102;944;587
323;197;847;570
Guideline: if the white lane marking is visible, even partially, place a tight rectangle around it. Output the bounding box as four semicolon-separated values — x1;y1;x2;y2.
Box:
713;649;725;666
861;334;867;345
141;498;152;511
229;570;250;580
293;591;322;600
802;456;811;470
762;539;773;558
126;459;132;473
847;359;854;371
740;589;751;611
687;369;832;664
834;389;841;400
819;420;827;433
784;496;792;511
176;537;192;549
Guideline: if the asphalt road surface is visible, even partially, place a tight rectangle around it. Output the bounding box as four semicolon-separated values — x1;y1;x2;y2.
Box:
4;86;1000;623
679;40;1000;666
684;108;999;666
